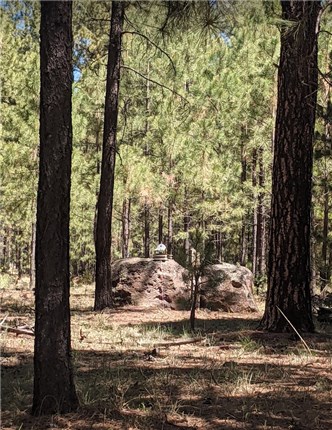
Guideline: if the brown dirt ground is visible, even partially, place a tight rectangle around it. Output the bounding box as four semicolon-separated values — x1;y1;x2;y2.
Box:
1;279;332;430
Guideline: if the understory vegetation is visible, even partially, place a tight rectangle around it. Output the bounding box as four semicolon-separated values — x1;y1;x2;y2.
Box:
1;278;332;430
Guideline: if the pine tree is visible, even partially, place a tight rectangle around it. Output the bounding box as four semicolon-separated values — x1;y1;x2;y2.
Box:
260;0;322;333
33;0;78;414
94;1;125;310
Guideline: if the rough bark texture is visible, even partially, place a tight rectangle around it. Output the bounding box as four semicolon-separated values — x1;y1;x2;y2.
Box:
260;0;321;332
33;1;78;415
94;1;124;310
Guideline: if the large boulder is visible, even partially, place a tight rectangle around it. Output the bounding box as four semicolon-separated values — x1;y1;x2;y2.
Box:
111;257;191;309
200;263;258;312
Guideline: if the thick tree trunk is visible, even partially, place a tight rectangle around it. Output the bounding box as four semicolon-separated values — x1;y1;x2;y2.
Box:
121;197;131;259
94;2;124;310
260;0;321;333
33;0;78;415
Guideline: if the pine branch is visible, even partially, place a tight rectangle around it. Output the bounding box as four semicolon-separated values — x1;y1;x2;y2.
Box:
122;31;176;75
121;65;189;103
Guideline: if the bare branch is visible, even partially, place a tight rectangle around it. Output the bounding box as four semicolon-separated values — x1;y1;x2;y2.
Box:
121;65;189;103
316;0;332;34
122;30;176;75
318;67;332;87
318;29;332;38
144;337;205;348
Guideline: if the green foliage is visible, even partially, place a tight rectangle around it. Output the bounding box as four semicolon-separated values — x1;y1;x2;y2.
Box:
1;0;330;284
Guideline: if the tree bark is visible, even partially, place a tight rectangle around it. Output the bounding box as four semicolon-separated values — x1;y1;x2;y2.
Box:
158;211;163;244
240;144;248;266
260;0;321;333
256;147;266;277
143;201;150;257
33;0;78;415
94;1;124;310
252;147;266;279
29;220;36;289
184;188;190;264
121;197;131;258
167;201;173;256
320;64;331;291
252;148;258;277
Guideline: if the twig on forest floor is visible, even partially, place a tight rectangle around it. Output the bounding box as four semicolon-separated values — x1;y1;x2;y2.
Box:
0;325;34;336
147;337;205;348
0;314;9;326
276;306;312;355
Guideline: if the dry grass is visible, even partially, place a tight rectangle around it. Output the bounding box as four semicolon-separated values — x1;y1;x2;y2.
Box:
1;276;332;430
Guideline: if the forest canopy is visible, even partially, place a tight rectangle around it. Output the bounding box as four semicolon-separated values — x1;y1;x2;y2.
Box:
0;0;331;291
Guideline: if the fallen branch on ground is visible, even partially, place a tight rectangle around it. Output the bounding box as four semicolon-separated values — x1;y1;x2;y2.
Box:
0;325;34;336
148;338;205;348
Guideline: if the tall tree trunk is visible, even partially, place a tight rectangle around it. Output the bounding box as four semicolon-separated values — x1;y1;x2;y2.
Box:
320;148;330;291
252;148;258;277
33;0;78;415
121;197;131;259
216;229;223;262
253;147;266;279
94;1;124;311
240;143;248;265
16;233;22;278
320;64;331;291
167;201;173;257
260;0;321;333
143;201;150;257
184;188;190;264
29;222;36;289
158;210;163;244
256;147;266;277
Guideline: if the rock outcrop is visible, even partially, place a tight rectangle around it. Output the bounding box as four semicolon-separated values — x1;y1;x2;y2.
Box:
200;263;258;312
111;258;258;313
111;258;191;309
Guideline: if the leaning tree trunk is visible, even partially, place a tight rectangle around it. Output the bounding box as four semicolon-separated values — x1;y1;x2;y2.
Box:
260;0;321;333
94;1;124;310
33;0;78;415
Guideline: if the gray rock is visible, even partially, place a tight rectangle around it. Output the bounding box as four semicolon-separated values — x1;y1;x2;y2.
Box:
200;263;258;312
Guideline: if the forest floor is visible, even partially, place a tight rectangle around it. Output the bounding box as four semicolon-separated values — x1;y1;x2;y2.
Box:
1;276;332;430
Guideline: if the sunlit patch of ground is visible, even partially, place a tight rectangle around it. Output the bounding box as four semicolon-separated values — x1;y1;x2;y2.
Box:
1;278;332;430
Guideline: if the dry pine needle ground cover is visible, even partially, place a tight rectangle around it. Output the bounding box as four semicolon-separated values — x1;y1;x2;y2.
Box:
1;277;332;430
